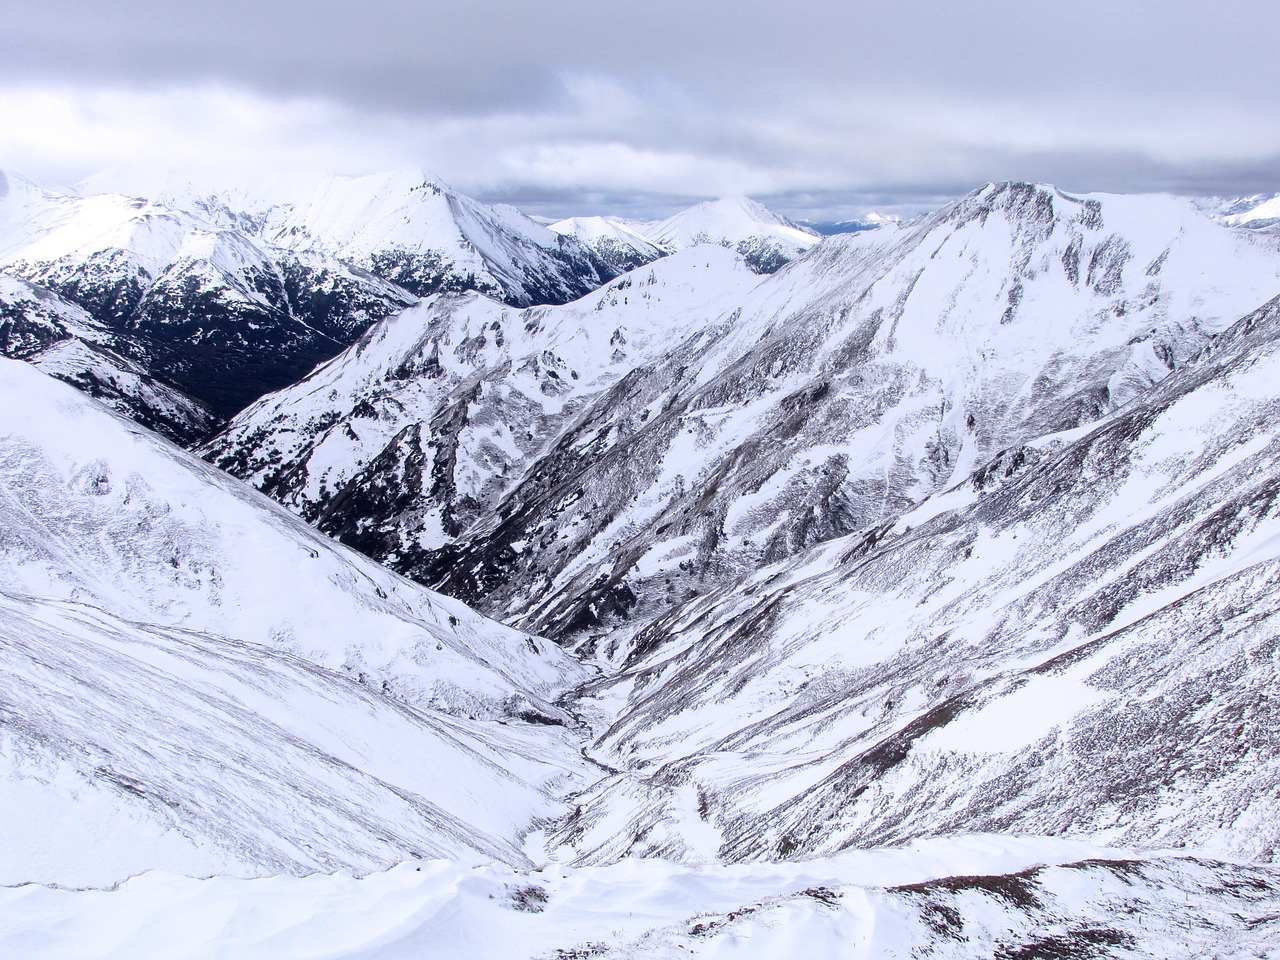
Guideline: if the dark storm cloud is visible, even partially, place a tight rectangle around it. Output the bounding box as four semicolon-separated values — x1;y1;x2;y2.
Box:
3;0;1279;215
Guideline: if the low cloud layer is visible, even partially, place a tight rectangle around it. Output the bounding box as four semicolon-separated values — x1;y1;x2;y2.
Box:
4;1;1277;218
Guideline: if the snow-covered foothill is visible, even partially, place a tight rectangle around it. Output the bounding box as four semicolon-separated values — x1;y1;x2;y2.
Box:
202;246;763;566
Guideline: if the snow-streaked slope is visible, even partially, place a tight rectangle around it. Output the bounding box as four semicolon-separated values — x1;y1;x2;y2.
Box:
801;211;904;235
0;169;417;420
1199;192;1280;231
643;196;821;272
417;183;1280;653
0;273;215;442
3;840;1276;959
0;356;584;714
204;170;623;307
548;216;668;272
0;358;592;882
202;247;762;567
547;294;1280;868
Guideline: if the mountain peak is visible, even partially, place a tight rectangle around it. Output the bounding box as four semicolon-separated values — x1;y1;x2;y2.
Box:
642;194;819;272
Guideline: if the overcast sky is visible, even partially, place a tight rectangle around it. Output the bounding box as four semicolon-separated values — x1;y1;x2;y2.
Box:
2;0;1277;220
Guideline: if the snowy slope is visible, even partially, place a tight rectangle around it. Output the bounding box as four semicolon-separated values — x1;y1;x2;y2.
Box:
545;294;1280;868
202;246;762;566
642;196;821;272
0;169;417;421
6;838;1277;959
409;183;1280;652
0;358;591;883
0;272;215;442
188;170;625;307
548;215;668;272
1198;192;1280;231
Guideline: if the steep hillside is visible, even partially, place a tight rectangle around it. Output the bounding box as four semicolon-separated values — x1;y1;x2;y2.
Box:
202;247;762;567
547;293;1280;868
410;183;1280;652
0;358;591;884
0;272;215;442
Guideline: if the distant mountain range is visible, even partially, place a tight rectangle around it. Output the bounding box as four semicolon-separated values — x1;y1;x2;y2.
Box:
1198;192;1280;232
7;171;1280;957
0;171;848;438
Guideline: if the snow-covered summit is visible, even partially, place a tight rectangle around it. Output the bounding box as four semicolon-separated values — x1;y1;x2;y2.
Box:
548;215;667;272
1198;192;1280;231
171;169;625;307
641;195;820;272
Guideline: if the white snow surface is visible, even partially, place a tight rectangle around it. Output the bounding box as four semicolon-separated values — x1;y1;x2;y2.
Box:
3;837;1277;959
641;196;820;269
0;358;591;882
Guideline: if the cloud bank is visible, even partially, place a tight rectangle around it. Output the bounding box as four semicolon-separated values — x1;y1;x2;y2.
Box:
3;1;1277;218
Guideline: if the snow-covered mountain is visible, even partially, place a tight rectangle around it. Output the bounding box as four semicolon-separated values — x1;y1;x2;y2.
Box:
0;272;215;442
0;169;417;421
641;196;821;272
201;246;762;557
219;183;1280;659
547;215;667;272
169;170;624;306
0;357;591;884
12;173;1280;955
550;293;1280;868
1198;192;1280;231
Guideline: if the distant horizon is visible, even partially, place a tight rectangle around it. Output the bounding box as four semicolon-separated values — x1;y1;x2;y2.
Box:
4;1;1278;228
6;161;1274;229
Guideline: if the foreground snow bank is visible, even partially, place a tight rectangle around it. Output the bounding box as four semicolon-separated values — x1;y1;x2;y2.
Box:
1;836;1275;959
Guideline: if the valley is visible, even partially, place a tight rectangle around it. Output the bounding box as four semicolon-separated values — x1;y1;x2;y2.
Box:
3;171;1280;957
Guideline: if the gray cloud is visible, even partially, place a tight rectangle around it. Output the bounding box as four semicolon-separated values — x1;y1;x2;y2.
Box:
2;1;1278;217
